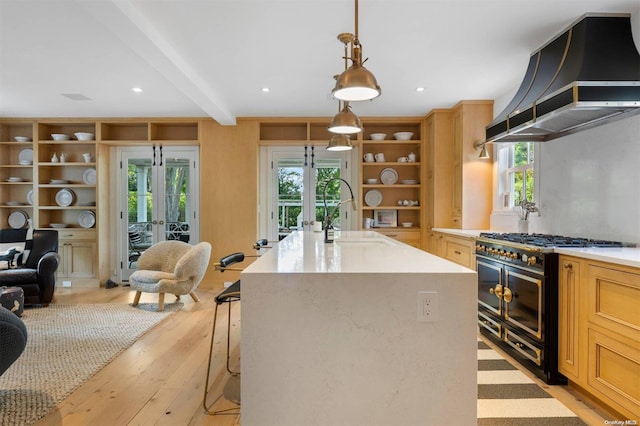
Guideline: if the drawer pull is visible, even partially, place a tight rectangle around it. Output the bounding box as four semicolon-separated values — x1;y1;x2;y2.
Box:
563;263;573;270
454;250;461;255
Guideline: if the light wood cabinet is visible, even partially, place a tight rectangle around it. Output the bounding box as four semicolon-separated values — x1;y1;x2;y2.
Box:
424;101;493;234
442;234;475;269
359;119;424;248
558;256;582;381
558;255;640;419
429;231;475;269
58;230;97;280
426;230;444;257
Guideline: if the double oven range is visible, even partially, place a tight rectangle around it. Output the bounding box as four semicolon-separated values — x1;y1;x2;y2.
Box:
475;233;624;384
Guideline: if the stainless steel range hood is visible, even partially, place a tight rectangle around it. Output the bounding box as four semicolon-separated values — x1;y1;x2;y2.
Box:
486;13;640;143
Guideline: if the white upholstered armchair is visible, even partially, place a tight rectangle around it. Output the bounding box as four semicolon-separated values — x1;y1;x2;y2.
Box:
129;240;212;311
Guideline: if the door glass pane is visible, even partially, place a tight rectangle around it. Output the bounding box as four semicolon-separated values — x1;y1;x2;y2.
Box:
164;157;191;243
277;158;304;240
315;159;342;229
127;158;153;268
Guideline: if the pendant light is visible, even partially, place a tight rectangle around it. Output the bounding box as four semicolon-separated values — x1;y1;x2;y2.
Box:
328;100;362;134
327;134;353;151
332;0;381;102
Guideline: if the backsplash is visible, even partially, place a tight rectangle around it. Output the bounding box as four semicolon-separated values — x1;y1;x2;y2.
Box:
491;114;640;244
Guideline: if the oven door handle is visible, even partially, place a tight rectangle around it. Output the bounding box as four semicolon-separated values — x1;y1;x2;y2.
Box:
503;287;513;303
489;284;503;299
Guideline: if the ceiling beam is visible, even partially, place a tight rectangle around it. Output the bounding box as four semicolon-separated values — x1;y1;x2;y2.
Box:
77;0;236;125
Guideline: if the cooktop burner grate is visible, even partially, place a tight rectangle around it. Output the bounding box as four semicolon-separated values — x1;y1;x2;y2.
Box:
479;233;624;248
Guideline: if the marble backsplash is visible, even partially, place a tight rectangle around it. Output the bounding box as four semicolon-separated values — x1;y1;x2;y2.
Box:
490;114;640;244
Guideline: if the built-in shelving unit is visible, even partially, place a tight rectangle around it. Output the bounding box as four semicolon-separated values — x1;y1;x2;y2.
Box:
359;119;424;248
0;117;201;284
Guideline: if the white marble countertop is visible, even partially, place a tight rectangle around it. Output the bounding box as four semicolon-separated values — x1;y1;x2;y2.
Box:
431;228;489;238
554;247;640;269
243;230;473;274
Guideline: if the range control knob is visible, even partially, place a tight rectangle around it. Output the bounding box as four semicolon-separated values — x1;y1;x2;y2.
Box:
527;256;537;265
510;252;518;260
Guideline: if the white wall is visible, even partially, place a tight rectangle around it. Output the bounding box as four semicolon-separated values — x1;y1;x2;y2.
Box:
490;106;640;244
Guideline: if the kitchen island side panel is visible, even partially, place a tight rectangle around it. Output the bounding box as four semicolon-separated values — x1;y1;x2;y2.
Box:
241;269;477;425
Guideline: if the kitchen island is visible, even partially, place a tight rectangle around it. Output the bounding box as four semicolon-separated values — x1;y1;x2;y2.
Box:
241;231;478;425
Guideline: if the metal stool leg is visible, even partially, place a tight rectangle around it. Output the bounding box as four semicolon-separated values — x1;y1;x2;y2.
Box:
226;299;240;375
203;300;240;416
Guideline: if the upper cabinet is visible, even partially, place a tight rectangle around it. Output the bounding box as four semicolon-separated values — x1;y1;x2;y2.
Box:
425;101;493;232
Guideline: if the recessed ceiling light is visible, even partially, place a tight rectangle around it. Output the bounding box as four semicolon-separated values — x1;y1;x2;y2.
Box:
416;87;425;92
132;87;143;93
261;87;270;93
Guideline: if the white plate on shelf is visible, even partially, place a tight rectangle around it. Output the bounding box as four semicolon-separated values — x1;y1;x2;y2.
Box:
78;210;96;228
50;179;70;184
55;188;75;207
364;189;383;207
82;168;96;185
8;210;28;229
400;179;418;185
5;201;26;206
380;168;398;185
18;149;33;163
6;177;24;182
26;190;33;205
49;223;68;228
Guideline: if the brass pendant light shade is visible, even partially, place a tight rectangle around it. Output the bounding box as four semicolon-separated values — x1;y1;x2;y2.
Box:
331;0;381;102
333;63;381;101
328;102;362;134
327;134;353;151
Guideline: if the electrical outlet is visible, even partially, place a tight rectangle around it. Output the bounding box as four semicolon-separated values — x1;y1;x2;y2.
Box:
417;291;438;322
62;280;72;288
223;281;234;288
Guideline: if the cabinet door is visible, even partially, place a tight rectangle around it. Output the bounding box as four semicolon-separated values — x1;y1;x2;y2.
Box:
558;257;581;381
59;240;96;278
451;110;463;218
427;231;444;256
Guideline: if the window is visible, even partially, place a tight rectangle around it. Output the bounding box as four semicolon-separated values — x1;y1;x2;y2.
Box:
496;142;537;210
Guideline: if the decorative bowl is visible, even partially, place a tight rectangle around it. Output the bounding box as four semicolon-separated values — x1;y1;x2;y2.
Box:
51;134;71;141
74;132;95;141
402;222;413;228
14;136;31;142
393;132;413;140
366;178;378;184
369;133;386;140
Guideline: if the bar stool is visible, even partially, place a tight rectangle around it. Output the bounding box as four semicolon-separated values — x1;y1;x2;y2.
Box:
203;252;245;415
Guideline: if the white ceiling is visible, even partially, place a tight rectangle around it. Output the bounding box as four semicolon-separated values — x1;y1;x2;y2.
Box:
1;0;639;125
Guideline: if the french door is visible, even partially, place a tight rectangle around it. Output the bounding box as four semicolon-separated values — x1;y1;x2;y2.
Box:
265;146;353;241
118;146;199;281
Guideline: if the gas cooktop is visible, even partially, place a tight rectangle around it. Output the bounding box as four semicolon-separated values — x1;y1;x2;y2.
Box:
478;232;624;248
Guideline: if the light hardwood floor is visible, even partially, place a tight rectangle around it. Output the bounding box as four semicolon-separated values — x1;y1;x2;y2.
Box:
33;285;614;426
35;285;241;426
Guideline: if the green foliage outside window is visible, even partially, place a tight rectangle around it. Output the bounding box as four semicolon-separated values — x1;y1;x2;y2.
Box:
277;166;341;229
511;142;535;206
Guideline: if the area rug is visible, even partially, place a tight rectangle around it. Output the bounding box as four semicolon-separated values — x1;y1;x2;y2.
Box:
477;339;587;425
0;303;181;426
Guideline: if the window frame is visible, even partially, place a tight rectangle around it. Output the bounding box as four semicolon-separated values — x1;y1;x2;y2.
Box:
493;142;540;215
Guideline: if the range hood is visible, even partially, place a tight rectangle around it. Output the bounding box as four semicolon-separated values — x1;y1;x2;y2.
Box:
486;13;640;143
